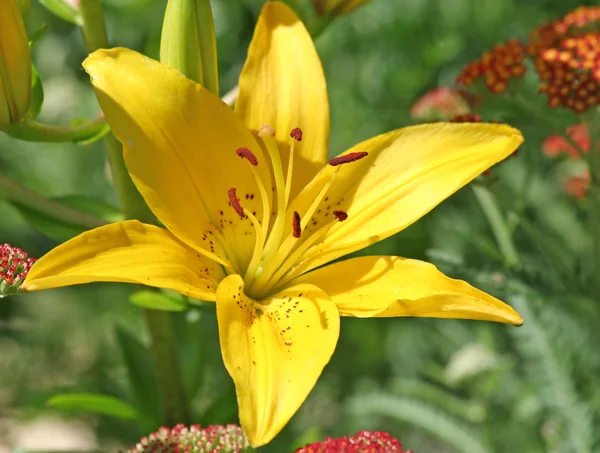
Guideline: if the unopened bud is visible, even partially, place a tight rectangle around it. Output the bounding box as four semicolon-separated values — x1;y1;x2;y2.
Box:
0;243;36;297
0;0;32;131
160;0;219;96
311;0;370;16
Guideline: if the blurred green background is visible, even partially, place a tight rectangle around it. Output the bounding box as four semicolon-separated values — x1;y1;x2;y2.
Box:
1;0;599;451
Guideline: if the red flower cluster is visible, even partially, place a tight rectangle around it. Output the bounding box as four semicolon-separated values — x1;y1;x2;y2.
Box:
456;40;526;94
0;243;36;297
127;424;250;453
295;430;411;453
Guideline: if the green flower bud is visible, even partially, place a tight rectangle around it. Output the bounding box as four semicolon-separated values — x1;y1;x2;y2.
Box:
0;0;32;131
160;0;219;96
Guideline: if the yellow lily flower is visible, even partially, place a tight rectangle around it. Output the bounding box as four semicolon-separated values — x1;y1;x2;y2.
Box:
22;2;523;446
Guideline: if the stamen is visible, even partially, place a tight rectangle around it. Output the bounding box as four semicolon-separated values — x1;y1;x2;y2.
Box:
333;210;348;221
228;188;244;218
328;152;369;166
260;127;288;261
259;124;275;137
263;219;337;291
243;208;266;284
290;127;303;141
247;169;340;296
236;147;258;166
292;211;302;238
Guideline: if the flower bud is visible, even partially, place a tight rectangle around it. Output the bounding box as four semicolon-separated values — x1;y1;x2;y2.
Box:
160;0;219;96
0;243;36;297
311;0;370;16
0;0;32;131
127;424;251;453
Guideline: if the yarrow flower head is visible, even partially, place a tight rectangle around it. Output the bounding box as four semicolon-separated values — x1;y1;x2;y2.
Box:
0;243;36;297
22;1;523;447
527;7;600;112
127;424;251;453
456;39;527;94
295;431;410;453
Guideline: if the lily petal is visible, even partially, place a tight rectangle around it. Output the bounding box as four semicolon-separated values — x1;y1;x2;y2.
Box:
23;221;224;301
235;2;329;197
216;274;339;446
83;48;272;271
283;122;523;281
294;256;523;325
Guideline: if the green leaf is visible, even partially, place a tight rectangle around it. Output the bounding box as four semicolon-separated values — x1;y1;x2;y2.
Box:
28;24;47;47
55;195;122;223
115;325;162;433
11;196;119;242
349;394;491;453
38;0;81;25
27;64;44;119
13;204;84;242
130;290;187;312
47;393;138;420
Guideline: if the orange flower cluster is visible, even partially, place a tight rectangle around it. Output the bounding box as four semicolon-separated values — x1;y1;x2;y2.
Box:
456;40;526;94
528;7;600;112
457;7;600;112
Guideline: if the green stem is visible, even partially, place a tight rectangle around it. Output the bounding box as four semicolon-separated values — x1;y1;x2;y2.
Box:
143;309;191;426
471;184;521;270
0;172;106;229
79;0;191;426
585;114;600;297
5;117;108;143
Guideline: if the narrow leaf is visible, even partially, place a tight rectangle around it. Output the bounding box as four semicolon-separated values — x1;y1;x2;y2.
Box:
47;393;138;420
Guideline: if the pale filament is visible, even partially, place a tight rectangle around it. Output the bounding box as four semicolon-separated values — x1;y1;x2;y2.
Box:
232;125;356;300
247;168;339;295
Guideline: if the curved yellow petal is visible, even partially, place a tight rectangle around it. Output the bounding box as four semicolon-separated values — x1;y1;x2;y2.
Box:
282;122;523;281
216;274;339;446
22;221;225;301
83;48;272;272
235;2;329;197
294;256;523;325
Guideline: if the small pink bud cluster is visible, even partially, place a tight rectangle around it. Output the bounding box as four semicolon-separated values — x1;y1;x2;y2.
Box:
0;243;35;297
127;424;251;453
294;430;411;453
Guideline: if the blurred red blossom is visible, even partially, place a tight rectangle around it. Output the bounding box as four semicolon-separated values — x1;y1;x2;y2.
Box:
294;430;411;453
564;171;590;199
542;123;592;158
410;87;471;120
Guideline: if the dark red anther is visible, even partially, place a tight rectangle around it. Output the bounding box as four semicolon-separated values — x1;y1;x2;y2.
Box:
228;188;244;218
236;147;258;166
328;152;369;166
292;211;302;238
290;128;303;141
333;210;348;221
